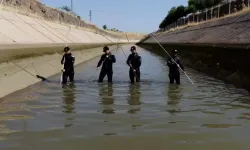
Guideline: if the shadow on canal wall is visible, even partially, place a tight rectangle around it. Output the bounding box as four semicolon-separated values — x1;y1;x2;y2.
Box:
138;43;250;91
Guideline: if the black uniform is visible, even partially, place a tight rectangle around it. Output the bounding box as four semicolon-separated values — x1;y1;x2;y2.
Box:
127;52;142;83
61;53;75;84
167;55;184;84
97;53;116;82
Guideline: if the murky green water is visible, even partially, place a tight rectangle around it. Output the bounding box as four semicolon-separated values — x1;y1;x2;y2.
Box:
1;45;250;150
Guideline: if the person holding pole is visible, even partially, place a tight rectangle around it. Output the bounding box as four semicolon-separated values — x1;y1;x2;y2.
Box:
61;47;75;84
126;46;142;83
167;49;184;84
150;34;194;84
97;46;116;83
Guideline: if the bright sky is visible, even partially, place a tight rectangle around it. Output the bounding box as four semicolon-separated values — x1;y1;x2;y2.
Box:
40;0;188;33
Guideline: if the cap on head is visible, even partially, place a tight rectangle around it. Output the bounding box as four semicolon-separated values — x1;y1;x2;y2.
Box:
64;46;70;52
173;49;178;54
130;46;136;51
103;46;109;52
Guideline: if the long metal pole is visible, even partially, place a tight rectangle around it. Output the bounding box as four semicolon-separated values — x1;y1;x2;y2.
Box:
150;35;194;84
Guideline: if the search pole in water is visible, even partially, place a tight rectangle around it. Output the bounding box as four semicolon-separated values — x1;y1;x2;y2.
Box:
150;34;194;84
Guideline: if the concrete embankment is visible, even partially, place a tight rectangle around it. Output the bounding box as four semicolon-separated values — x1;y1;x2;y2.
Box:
137;12;250;91
0;44;123;98
0;0;144;40
0;5;141;98
0;9;137;44
138;11;250;46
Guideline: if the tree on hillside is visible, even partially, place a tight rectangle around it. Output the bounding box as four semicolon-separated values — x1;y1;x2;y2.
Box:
103;25;107;30
186;4;196;14
214;0;223;6
60;5;71;12
159;0;224;29
188;0;196;6
159;20;166;29
159;6;187;28
166;7;177;22
176;5;186;18
188;0;223;10
204;0;214;8
196;0;205;10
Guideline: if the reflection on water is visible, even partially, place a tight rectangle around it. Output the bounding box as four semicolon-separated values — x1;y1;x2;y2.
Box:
127;84;141;114
167;85;182;105
62;83;76;128
1;45;250;150
100;83;115;114
62;84;76;114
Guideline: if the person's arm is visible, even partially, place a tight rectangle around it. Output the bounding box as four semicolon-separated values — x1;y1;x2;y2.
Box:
97;55;104;67
110;55;116;63
61;54;65;65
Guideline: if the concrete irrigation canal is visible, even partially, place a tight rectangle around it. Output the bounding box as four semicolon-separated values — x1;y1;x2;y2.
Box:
0;45;250;150
1;0;250;149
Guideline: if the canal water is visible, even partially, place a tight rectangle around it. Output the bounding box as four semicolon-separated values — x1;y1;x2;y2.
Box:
1;45;250;150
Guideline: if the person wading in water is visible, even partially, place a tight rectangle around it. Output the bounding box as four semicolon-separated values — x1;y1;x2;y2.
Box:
61;47;75;84
97;46;116;83
167;49;184;84
126;46;142;83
